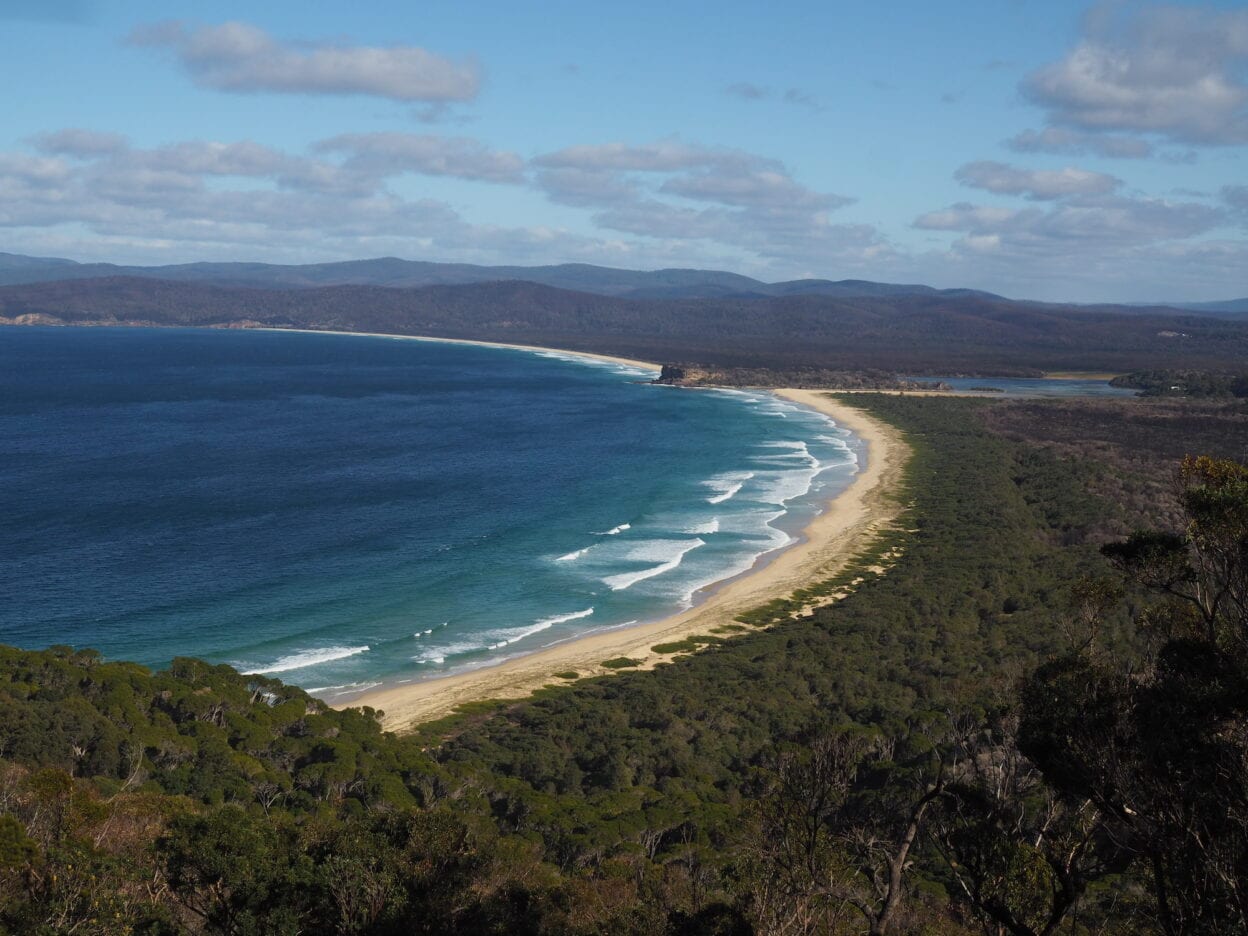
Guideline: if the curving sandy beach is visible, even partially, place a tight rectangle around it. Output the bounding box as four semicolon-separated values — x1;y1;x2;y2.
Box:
269;328;664;374
338;360;910;731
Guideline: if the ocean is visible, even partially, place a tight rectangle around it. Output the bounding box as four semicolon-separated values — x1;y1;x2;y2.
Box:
0;327;861;700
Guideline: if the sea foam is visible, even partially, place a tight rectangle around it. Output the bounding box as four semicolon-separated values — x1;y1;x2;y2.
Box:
604;539;706;591
485;607;595;649
703;472;753;504
245;645;370;675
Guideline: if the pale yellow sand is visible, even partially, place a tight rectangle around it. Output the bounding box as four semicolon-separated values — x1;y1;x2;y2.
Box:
339;382;909;732
267;328;662;374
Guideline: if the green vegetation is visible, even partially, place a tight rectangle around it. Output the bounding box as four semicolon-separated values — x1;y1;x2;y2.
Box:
651;637;722;655
656;364;955;389
2;394;1247;933
1110;369;1248;397
554;671;580;680
4;276;1248;374
598;657;642;669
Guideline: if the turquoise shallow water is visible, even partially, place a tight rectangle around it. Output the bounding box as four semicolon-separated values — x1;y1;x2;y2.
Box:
0;327;862;699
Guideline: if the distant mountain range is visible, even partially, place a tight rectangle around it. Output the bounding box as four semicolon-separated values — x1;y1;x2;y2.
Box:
0;251;1010;301
2;249;1243;315
3;272;1246;376
1166;298;1248;315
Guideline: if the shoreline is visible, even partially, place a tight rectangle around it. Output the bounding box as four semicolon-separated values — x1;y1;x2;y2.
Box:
265;328;663;374
338;375;909;730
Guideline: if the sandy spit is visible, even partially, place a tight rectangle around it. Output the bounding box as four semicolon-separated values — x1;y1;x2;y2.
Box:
267;328;663;374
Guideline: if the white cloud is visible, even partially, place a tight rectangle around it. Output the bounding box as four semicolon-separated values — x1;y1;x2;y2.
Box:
534;141;751;173
955;160;1121;200
660;169;851;211
1023;4;1248;145
129;20;480;102
530;140;865;265
915;194;1221;250
30;129;129;158
314;133;524;184
1005;127;1153;159
914;203;1019;231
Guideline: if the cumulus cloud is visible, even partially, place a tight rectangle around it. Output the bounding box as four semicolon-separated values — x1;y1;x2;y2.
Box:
1022;3;1248;145
128;20;480;102
660;169;851;211
1223;185;1248;211
1006;127;1153;159
0;130;787;276
534;167;640;207
531;140;870;266
915;195;1221;249
314;133;525;184
914;203;1019;232
955;160;1121;200
1225;185;1248;226
535;141;747;173
907;190;1238;301
31;128;129;157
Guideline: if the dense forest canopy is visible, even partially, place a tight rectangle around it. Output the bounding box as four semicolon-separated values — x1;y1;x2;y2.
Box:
3;276;1247;374
3;393;1248;933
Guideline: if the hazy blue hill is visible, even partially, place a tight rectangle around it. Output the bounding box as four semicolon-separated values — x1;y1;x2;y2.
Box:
0;251;769;295
0;252;1014;303
1167;297;1248;316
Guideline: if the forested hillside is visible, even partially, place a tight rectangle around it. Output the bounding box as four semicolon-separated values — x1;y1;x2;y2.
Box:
4;395;1247;933
3;276;1247;374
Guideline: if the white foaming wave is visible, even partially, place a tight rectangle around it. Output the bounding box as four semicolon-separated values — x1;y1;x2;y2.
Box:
622;538;704;563
532;350;653;378
555;545;593;562
244;645;369;675
752;468;819;505
330;681;381;697
762;440;809;450
594;522;631;535
684;517;720;535
814;434;855;455
678;514;792;604
413;640;485;665
752;452;818;467
485;608;594;649
814;454;858;476
412;622;448;638
703;471;753;504
604;539;706;591
537;607;596;627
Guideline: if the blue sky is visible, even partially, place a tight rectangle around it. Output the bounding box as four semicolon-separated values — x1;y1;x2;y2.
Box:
2;0;1246;301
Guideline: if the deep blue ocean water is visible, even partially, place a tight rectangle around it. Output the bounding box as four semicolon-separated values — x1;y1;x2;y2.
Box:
0;327;860;699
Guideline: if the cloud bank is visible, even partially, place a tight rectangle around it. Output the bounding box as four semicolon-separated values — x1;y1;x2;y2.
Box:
129;21;481;102
1023;4;1248;146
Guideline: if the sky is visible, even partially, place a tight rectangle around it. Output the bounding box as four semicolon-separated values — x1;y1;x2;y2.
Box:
1;0;1246;302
